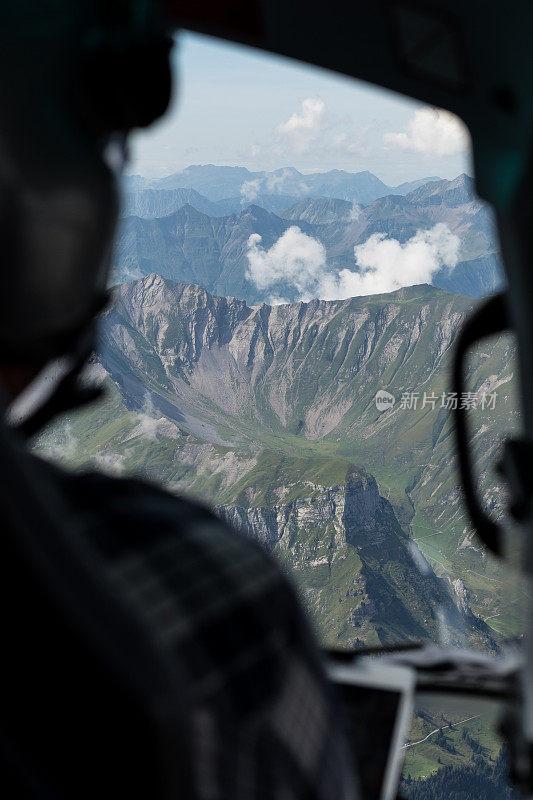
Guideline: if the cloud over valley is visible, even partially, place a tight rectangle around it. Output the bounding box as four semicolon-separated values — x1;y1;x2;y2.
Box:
246;224;460;303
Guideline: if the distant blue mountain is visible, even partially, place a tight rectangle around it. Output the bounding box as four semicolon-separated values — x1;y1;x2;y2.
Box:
124;165;443;206
122;187;226;218
114;174;503;301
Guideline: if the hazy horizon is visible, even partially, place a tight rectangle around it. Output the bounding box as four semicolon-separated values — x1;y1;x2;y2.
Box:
128;32;472;185
125;162;473;188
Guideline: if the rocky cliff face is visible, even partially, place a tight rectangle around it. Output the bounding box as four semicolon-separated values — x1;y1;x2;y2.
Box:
217;469;495;650
97;275;515;552
37;275;517;649
99;276;511;450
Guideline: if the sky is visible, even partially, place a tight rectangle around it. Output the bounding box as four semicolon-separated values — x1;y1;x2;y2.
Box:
129;31;472;186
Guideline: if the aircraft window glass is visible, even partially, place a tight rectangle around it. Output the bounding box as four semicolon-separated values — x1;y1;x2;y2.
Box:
32;32;523;799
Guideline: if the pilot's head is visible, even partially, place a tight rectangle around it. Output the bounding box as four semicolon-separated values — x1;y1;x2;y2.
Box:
0;2;171;404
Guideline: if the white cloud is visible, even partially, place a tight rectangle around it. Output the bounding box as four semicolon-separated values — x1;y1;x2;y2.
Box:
39;421;78;462
114;258;143;284
129;392;181;440
331;131;367;156
264;169;310;196
276;98;327;153
240;179;261;204
94;451;127;475
255;100;372;167
240;169;311;203
246;227;327;302
319;224;460;299
265;171;288;193
383;107;469;157
245;224;460;302
132;393;162;440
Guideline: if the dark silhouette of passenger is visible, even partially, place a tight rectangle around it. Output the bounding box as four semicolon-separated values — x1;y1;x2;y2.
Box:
0;4;356;797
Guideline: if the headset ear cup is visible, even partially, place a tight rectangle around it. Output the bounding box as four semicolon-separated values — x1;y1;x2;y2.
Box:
81;34;173;134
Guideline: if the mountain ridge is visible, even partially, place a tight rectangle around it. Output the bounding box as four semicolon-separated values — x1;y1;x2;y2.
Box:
36;274;515;648
114;173;502;301
124;164;445;204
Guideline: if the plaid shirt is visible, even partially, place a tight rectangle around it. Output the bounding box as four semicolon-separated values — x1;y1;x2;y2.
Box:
61;467;357;800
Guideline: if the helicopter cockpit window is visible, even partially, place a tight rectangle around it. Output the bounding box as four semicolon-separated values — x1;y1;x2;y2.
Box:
33;31;522;799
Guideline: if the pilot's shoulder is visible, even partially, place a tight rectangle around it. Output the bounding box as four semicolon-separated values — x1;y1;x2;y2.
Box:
53;463;290;599
41;460;317;707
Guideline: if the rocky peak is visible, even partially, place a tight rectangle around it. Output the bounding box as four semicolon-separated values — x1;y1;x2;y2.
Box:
234;204;279;224
406;173;475;208
216;466;494;649
168;202;209;222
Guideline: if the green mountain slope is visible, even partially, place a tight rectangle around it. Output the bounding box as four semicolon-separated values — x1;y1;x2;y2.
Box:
34;276;522;648
34;379;495;650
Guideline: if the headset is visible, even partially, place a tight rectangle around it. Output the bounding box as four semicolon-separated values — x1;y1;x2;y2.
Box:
0;1;171;366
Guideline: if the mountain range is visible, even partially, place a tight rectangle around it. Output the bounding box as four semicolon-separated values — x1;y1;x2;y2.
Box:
122;187;304;218
35;275;519;650
114;174;503;300
123;165;442;205
33;165;515;788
